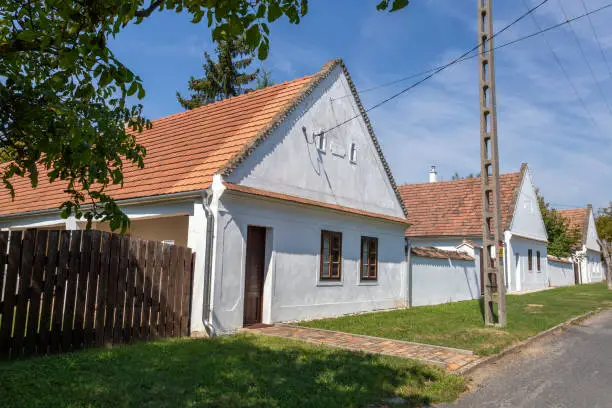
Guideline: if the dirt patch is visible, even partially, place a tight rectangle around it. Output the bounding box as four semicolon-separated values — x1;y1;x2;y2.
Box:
526;304;545;313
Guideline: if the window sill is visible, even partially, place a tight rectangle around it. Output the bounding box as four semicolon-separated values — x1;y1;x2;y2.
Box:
317;280;343;287
358;280;378;286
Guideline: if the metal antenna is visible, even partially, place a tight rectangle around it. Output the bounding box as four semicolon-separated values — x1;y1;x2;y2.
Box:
478;0;507;327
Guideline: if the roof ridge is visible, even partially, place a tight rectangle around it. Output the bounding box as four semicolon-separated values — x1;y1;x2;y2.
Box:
148;74;315;126
398;170;521;188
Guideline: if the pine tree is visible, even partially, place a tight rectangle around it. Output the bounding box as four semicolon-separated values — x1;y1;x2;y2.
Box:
177;36;259;109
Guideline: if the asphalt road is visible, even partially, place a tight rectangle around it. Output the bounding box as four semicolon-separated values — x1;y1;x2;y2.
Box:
441;309;612;408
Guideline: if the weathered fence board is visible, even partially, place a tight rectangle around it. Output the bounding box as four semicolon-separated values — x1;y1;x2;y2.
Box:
0;229;194;360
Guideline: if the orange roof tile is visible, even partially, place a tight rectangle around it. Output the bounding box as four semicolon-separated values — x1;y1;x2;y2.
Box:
557;207;589;245
398;165;526;237
0;64;323;217
0;59;406;221
411;246;474;261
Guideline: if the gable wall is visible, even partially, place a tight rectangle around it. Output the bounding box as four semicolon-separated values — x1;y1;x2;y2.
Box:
585;211;600;252
508;170;547;241
226;65;405;219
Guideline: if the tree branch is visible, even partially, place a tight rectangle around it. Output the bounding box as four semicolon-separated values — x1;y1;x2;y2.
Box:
134;0;165;18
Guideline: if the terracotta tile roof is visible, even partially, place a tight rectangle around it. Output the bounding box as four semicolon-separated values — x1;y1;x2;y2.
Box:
399;164;526;237
411;246;474;261
557;207;589;245
456;239;480;248
1;59;409;222
547;255;573;265
224;183;410;225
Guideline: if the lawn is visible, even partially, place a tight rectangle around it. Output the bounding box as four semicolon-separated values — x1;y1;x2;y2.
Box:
300;283;612;356
0;333;465;408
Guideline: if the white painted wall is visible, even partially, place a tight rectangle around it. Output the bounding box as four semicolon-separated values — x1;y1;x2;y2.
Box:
548;260;575;287
210;191;407;333
585;211;600;252
226;64;405;219
506;235;548;292
409;256;480;306
581;249;603;283
92;216;190;246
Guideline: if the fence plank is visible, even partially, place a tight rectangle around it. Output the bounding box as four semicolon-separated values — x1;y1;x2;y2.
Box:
158;244;169;338
11;229;35;357
26;230;47;355
133;240;146;340
143;240;154;339
95;232;111;348
167;245;178;338
39;231;58;354
104;234;120;345
114;236;129;344
51;231;70;353
74;230;91;350
0;232;8;357
62;230;82;352
180;249;194;337
0;231;22;358
150;241;162;339
124;238;137;343
84;231;101;348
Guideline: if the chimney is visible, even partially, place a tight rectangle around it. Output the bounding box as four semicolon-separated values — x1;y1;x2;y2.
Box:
429;165;438;183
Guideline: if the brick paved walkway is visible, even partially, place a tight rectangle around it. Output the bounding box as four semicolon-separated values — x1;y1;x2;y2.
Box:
245;324;481;372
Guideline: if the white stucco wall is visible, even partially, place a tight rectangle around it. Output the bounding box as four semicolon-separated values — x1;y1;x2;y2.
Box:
506;235;548;292
409;256;480;306
226;64;405;219
507;169;547;241
581;249;603;283
548;260;575;287
585;211;600;252
209;192;408;333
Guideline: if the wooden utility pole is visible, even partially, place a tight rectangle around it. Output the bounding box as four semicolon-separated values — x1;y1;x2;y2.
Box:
478;0;507;326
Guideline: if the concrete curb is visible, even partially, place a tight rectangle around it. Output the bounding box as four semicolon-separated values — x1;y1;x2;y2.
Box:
277;323;475;355
457;308;602;375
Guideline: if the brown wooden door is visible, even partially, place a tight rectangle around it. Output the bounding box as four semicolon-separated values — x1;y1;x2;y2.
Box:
243;226;266;326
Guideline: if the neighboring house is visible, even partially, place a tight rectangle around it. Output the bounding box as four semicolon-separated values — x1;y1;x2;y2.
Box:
558;206;603;284
398;164;549;294
0;59;410;334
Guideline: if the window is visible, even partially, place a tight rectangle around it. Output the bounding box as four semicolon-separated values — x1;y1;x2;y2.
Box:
360;237;378;280
320;230;342;280
349;143;357;163
316;132;326;152
528;249;533;271
536;250;541;272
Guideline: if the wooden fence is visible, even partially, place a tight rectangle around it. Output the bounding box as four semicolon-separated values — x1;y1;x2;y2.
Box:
0;229;194;359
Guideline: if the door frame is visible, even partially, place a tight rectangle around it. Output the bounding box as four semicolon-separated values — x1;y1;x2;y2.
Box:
243;225;267;326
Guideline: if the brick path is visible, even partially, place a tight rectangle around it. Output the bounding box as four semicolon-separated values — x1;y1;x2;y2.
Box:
245;324;481;372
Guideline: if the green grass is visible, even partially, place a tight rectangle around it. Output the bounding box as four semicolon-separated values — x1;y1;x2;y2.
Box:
300;283;612;356
0;334;465;408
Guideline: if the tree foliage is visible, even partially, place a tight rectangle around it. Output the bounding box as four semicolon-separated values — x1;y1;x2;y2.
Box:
1;0;409;231
451;171;480;181
595;202;612;242
256;68;275;89
536;190;581;257
177;36;260;109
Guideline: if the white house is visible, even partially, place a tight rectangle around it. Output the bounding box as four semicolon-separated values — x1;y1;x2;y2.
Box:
0;59;410;335
558;206;604;284
398;164;550;294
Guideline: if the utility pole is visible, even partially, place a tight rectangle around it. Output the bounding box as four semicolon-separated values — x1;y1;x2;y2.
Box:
478;0;507;327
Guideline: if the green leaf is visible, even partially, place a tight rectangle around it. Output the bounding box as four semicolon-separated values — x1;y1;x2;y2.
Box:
257;39;269;60
137;84;145;99
99;70;112;88
127;81;138;96
268;2;282;22
16;30;38;41
390;0;409;12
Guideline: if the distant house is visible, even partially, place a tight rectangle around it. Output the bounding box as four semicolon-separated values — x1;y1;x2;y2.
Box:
0;59;409;334
558;206;604;284
399;163;549;294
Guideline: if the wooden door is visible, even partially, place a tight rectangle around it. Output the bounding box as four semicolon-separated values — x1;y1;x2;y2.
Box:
243;226;266;326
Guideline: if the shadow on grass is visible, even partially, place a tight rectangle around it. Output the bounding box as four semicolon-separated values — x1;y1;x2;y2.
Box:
0;334;462;408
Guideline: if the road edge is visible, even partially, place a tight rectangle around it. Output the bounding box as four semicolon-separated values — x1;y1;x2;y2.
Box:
457;308;602;375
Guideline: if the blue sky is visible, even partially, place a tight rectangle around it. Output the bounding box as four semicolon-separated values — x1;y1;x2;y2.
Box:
109;0;612;210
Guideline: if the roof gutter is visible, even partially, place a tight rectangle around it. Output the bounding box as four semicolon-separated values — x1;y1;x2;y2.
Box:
0;190;205;222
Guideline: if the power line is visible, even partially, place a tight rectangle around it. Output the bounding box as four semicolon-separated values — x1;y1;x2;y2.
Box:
322;0;552;133
556;0;612;115
521;0;602;135
579;0;612;82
